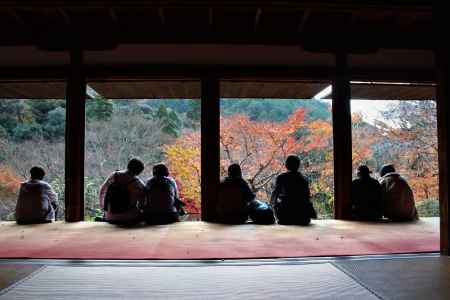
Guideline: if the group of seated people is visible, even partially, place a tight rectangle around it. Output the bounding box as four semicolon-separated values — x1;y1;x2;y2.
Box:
216;155;316;225
14;155;419;226
351;164;418;222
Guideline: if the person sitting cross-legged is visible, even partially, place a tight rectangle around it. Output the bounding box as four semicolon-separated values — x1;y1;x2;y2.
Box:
15;166;59;224
351;165;383;221
99;158;146;225
271;155;317;225
143;164;181;225
216;164;255;224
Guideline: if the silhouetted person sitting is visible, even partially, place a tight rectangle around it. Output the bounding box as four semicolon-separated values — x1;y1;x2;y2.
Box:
351;165;382;221
379;164;418;222
216;164;255;224
143;164;180;225
271;155;317;225
15;166;58;224
99;158;146;225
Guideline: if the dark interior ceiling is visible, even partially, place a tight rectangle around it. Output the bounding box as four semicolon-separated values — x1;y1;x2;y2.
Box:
0;1;433;51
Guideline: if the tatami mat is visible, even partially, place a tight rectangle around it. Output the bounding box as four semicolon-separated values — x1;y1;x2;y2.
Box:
0;263;378;300
335;257;450;300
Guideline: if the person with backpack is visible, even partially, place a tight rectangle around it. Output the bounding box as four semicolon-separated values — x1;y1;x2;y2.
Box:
15;166;59;224
99;158;146;225
271;155;317;225
143;164;182;225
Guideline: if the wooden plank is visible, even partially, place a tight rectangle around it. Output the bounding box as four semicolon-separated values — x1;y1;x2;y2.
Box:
436;47;450;255
332;52;352;220
0;65;436;84
201;76;220;221
65;48;86;222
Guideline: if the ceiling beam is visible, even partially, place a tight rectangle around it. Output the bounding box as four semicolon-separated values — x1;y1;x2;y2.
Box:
0;1;432;13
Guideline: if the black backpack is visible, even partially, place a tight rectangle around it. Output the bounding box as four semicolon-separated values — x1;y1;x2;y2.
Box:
104;173;137;214
248;199;276;225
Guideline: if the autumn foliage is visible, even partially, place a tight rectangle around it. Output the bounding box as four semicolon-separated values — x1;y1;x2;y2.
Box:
164;131;201;214
164;108;334;215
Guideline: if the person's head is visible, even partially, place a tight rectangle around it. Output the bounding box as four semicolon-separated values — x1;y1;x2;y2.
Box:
285;155;300;172
228;163;242;178
127;158;145;175
356;165;372;178
153;163;169;177
30;166;45;180
379;164;396;177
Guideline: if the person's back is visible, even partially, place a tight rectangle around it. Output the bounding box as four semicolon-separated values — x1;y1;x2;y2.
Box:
143;164;179;224
99;159;146;225
380;172;418;221
216;164;254;224
15;166;58;224
379;164;418;221
351;165;382;221
271;156;316;225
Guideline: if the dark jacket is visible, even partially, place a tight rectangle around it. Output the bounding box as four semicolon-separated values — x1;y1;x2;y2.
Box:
223;176;255;203
351;176;382;221
216;176;255;223
271;171;317;221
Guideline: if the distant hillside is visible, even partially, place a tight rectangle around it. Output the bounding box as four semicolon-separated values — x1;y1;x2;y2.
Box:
220;99;331;121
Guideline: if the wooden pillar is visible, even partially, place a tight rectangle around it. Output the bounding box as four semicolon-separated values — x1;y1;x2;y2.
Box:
65;48;86;222
201;76;220;222
434;2;450;256
436;48;450;255
332;52;352;220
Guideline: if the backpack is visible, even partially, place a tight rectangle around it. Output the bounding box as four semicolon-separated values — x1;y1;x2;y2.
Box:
248;199;275;225
104;173;137;214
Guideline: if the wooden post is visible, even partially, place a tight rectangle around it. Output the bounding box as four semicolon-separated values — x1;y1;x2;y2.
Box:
201;76;220;221
65;48;86;222
436;47;450;255
332;52;352;220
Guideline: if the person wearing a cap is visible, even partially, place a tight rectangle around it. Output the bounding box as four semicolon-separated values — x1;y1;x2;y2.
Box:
350;165;382;221
379;164;418;221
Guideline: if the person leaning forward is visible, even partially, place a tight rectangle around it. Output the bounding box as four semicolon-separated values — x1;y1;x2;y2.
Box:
99;158;146;225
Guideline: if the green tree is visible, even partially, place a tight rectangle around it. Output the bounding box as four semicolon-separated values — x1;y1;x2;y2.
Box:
86;97;113;121
155;105;182;137
28;100;65;125
12;122;42;141
43;107;66;140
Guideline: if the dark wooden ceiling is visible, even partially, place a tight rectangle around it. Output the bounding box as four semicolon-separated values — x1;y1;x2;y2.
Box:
0;79;435;100
0;1;433;51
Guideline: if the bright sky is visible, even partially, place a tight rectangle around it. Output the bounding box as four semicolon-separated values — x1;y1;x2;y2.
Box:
314;84;399;125
320;99;399;125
